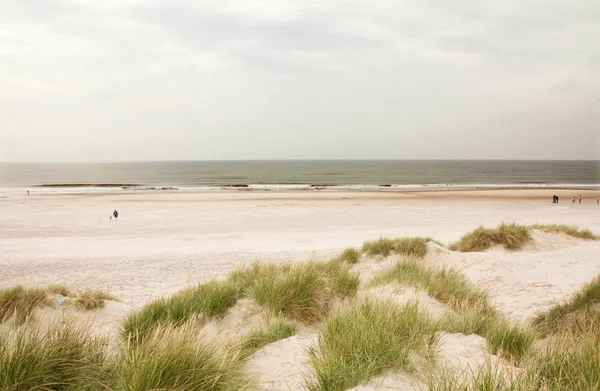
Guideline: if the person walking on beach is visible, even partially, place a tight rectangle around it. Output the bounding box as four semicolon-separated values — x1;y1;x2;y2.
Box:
572;196;576;204
579;195;582;204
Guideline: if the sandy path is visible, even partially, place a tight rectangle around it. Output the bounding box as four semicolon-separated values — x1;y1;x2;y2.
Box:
1;190;599;307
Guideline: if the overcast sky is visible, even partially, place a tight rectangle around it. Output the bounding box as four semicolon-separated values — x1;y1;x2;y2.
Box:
0;0;598;161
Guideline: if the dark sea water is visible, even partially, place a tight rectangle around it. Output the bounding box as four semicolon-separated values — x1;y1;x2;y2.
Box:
0;161;598;195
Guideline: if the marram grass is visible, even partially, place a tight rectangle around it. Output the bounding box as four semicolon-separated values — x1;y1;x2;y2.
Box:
307;299;437;391
450;223;531;252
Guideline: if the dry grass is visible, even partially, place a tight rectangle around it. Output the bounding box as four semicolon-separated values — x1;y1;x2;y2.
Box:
234;316;297;358
362;237;429;258
114;321;253;391
450;223;531;252
47;284;72;297
429;332;600;391
1;319;253;391
428;361;525;391
75;289;119;310
529;224;599;241
0;322;110;390
532;274;600;337
0;286;51;324
335;247;361;264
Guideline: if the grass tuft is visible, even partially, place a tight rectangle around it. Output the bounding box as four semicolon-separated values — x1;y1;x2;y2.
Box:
485;322;535;363
428;361;526;391
0;286;50;324
234;316;297;358
75;289;119;310
362;237;429;258
432;325;600;390
532;275;600;337
370;258;489;310
243;261;359;323
47;284;72;297
529;332;600;390
451;223;531;252
529;224;599;241
122;280;239;343
371;259;534;362
307;299;437;391
336;247;361;264
0;322;110;390
114;321;252;391
124;259;358;342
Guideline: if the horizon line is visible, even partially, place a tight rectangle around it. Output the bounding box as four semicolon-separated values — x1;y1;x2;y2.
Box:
1;158;600;164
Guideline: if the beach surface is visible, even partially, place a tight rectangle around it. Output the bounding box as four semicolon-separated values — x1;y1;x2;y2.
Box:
1;189;599;310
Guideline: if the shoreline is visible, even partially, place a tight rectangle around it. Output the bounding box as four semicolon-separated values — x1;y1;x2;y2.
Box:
0;184;600;199
3;188;600;201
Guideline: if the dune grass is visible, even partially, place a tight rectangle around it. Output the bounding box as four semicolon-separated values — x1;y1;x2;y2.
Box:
234;316;297;358
362;236;429;258
335;247;361;264
484;322;535;364
428;361;526;391
114;321;252;391
371;258;534;362
124;259;359;342
532;275;600;337
307;299;437;391
2;319;253;391
0;322;110;390
75;289;119;310
529;331;600;390
123;280;239;343
0;286;51;324
239;261;359;323
369;258;489;310
430;331;600;391
529;224;599;241
47;284;72;297
450;223;531;252
432;275;600;390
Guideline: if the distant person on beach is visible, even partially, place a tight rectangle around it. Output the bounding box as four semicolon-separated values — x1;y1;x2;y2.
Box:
552;195;557;203
572;196;576;203
113;210;119;219
579;195;582;204
27;190;29;196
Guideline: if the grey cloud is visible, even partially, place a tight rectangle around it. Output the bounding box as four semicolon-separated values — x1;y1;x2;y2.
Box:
0;0;598;161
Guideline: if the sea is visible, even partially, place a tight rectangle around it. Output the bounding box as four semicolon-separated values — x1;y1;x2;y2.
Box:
0;160;598;196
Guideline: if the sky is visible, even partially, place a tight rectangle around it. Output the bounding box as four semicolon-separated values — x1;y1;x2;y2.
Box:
0;0;598;162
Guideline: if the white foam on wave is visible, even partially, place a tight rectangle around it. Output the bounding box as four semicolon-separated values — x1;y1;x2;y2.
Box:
1;183;598;197
248;184;312;190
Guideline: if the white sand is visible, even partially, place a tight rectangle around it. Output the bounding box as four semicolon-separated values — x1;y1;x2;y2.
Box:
2;189;600;391
2;190;599;308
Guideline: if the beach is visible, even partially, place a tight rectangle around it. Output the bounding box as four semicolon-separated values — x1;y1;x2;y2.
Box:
2;189;600;390
2;189;599;309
